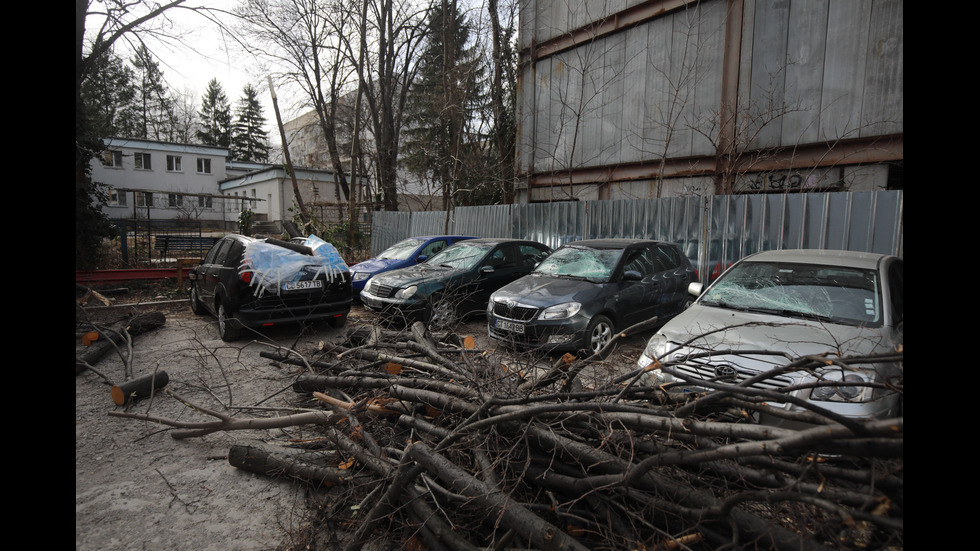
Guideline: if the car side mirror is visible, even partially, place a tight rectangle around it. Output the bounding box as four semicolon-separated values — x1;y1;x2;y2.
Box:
480;266;495;275
688;282;703;297
623;270;642;282
416;255;428;263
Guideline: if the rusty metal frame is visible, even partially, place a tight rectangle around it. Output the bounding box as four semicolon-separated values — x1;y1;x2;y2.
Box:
528;135;903;188
530;0;700;61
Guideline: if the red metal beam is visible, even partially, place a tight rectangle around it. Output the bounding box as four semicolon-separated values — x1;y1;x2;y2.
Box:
76;268;194;285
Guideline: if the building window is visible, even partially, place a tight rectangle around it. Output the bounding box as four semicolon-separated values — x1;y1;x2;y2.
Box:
197;158;211;174
167;155;182;172
198;195;213;209
134;152;152;170
136;192;153;207
168;193;183;207
109;189;127;206
101;150;123;167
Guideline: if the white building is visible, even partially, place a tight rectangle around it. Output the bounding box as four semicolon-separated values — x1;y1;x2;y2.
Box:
219;165;358;227
91;137;368;231
91;137;247;228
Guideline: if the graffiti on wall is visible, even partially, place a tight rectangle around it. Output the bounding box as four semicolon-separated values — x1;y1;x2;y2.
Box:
736;170;841;193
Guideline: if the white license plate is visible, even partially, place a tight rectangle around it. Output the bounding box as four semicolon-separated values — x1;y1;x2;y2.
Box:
282;280;323;292
494;318;524;333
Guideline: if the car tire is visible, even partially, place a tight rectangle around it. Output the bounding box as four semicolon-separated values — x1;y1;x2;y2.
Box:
583;315;614;355
217;301;242;342
428;293;456;329
189;284;206;315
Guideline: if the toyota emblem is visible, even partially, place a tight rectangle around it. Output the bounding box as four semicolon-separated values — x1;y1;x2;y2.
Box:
714;365;738;380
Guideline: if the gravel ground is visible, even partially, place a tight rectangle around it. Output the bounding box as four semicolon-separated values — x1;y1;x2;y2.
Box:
75;284;652;550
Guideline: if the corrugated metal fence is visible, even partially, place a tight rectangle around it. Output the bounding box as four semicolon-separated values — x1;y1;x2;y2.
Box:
370;191;903;283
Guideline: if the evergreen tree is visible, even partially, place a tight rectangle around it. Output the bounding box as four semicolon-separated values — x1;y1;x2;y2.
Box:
197;78;232;148
402;1;487;207
81;48;141;138
131;44;176;140
231;84;270;162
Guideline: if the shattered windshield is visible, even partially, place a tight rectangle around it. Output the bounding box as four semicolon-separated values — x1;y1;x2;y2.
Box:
533;246;624;282
378;238;426;260
700;261;882;326
427;242;493;270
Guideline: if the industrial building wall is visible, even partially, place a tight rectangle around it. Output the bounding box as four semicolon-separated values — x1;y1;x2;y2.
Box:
516;0;903;201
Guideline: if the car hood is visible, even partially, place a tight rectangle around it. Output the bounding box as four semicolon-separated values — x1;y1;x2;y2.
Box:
658;303;899;358
370;263;458;288
493;274;607;306
351;257;403;274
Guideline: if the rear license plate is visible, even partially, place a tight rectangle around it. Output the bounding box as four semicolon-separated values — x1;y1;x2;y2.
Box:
282;280;323;292
494;318;524;333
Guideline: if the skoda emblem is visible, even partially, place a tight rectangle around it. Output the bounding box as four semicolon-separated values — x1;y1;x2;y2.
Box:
507;300;517;309
714;365;738;380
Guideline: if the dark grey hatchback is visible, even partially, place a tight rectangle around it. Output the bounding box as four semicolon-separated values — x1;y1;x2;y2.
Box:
487;239;696;354
189;234;352;341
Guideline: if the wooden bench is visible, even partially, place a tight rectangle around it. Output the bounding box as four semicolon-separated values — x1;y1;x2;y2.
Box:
154;235;219;254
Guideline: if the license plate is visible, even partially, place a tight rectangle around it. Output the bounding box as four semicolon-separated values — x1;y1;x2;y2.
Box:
282;280;323;292
494;318;524;333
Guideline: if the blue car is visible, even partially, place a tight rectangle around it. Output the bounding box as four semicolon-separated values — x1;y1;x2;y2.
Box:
350;235;476;292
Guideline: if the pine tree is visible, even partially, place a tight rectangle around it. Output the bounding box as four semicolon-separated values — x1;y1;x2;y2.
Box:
197;79;232;148
231;84;270;162
81;48;141;138
131;44;176;141
402;1;487;207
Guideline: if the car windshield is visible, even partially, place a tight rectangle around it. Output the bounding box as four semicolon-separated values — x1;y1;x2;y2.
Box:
378;238;426;260
427;242;493;270
699;260;882;326
533;246;624;282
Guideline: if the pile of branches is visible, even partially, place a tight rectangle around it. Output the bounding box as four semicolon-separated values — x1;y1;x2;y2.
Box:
115;318;903;551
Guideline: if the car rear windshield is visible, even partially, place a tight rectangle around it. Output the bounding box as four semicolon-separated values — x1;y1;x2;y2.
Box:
378;238;426;260
533;246;624;282
699;261;882;327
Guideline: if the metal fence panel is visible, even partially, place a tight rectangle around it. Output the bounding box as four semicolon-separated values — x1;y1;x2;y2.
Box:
368;191;902;283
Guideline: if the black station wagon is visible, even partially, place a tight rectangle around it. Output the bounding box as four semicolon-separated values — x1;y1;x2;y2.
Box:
189;234;352;341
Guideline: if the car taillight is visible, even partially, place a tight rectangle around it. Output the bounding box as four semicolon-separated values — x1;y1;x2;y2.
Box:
240;271;252;284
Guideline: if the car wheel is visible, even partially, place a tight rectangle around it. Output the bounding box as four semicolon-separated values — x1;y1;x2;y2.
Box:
217;301;242;342
189;284;206;315
583;315;614;355
428;294;456;329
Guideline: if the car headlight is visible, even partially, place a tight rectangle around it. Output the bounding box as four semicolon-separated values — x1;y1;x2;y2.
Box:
810;372;873;403
538;302;581;320
637;334;681;386
394;285;418;299
353;272;371;282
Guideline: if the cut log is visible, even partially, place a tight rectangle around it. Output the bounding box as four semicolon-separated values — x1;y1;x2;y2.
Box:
228;441;350;486
110;371;169;405
76;311;166;375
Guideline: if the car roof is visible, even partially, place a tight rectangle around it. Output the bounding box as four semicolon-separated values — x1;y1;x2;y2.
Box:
742;249;895;270
559;239;670;249
456;237;542;245
409;235;475;240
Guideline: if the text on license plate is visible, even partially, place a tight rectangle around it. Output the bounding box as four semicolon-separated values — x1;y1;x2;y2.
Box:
494;318;524;333
282;280;323;292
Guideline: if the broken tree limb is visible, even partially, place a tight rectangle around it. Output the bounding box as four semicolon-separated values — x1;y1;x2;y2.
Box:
407;442;591;551
111;371;170;406
228;441;352;486
76;311;166;375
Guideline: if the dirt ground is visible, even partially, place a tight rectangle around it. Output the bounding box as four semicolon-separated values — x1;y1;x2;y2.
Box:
75;282;652;551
